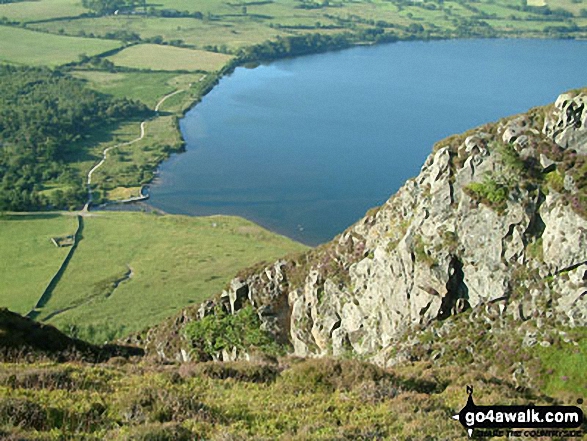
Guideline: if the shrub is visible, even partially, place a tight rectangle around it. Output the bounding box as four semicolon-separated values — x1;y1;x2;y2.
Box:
0;397;48;430
182;361;279;384
413;234;436;268
183;305;282;360
496;142;524;173
279;358;391;393
526;238;544;262
466;175;509;211
545;170;565;193
115;384;214;425
117;422;194;441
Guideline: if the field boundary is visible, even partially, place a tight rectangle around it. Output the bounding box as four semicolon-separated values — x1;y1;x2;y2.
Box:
26;215;84;320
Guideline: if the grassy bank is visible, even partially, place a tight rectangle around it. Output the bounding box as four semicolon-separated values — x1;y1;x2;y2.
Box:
0;354;580;440
0;214;78;315
0;212;307;342
0;26;122;66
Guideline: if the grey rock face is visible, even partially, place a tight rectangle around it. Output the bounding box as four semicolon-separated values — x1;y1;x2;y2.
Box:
139;90;587;365
543;92;587;154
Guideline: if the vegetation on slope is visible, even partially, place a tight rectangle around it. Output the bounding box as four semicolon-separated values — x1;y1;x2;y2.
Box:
0;308;142;362
0;214;77;315
184;305;283;360
0;306;587;440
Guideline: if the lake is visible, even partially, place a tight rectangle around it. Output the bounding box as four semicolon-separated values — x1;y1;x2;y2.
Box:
149;39;587;245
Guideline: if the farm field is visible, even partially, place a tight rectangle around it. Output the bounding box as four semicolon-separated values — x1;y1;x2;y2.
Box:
0;212;307;342
106;44;233;72
0;214;78;315
0;0;85;22
28;16;286;51
72;71;201;108
0;25;122;66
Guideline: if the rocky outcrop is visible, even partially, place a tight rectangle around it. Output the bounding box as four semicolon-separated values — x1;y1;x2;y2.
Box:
133;89;587;366
543;91;587;154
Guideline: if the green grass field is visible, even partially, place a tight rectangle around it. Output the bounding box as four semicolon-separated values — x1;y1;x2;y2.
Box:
0;0;86;22
63;71;210;196
0;25;122;66
0;214;78;315
107;44;233;72
0;212;307;342
77;114;185;194
72;71;200;108
29;15;284;51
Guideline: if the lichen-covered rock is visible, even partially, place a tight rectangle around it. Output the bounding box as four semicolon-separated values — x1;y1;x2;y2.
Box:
543;91;587;154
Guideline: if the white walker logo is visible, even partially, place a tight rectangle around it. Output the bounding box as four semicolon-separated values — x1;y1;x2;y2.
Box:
452;386;584;438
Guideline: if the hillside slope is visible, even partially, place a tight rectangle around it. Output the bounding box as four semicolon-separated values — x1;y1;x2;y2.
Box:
0;308;142;362
131;89;586;373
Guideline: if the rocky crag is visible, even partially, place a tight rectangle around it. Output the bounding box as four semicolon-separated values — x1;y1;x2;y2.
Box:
131;89;586;370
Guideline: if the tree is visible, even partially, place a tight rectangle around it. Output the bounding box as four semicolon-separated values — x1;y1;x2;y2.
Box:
81;0;131;15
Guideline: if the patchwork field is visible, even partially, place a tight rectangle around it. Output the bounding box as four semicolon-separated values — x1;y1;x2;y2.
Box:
0;212;307;342
107;44;233;72
0;25;122;66
72;71;201;108
28;15;284;51
0;0;86;22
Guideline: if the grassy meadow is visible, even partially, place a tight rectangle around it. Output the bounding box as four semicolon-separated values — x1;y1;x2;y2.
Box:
106;44;233;72
85;114;185;194
72;71;180;107
0;0;85;22
0;25;122;66
0;214;78;315
0;212;307;342
72;71;204;108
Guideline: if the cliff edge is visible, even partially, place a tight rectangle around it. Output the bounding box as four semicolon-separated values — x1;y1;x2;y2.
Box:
130;89;587;371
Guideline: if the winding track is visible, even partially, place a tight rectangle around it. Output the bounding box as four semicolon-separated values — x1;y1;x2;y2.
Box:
22;80;206;320
83;87;187;211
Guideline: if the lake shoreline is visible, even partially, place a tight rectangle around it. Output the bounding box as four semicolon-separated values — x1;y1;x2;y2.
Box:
145;38;587;245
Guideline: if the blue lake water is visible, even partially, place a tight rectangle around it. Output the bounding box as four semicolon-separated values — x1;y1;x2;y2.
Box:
149;39;587;245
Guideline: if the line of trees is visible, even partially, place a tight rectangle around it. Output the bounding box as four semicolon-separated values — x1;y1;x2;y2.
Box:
81;0;146;15
234;29;397;63
0;65;149;211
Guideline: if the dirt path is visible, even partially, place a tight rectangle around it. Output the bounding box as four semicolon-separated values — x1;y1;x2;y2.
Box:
25;85;202;322
83;88;186;211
